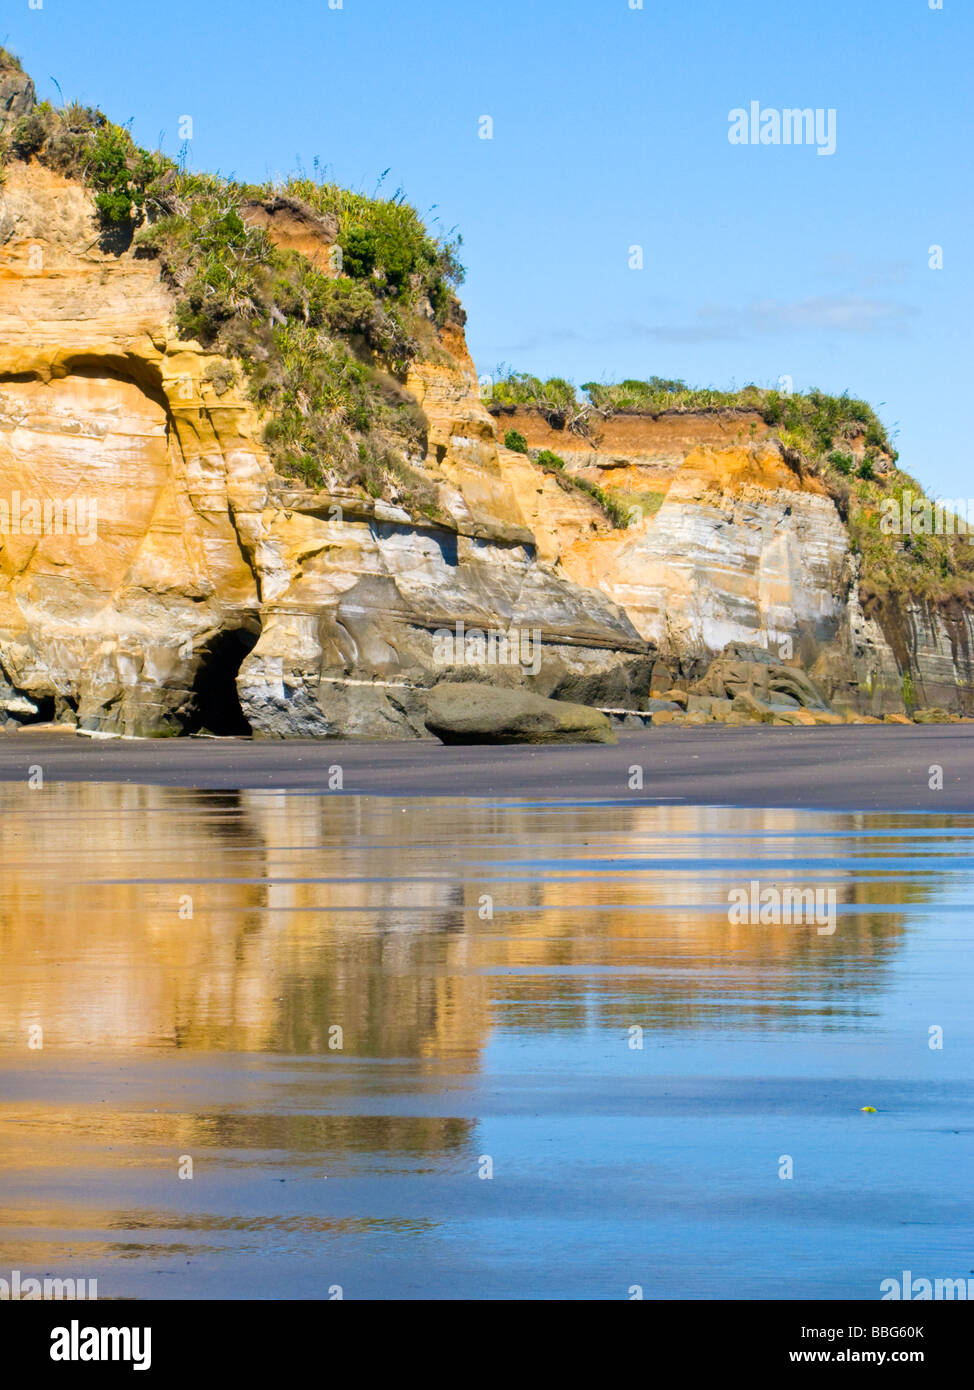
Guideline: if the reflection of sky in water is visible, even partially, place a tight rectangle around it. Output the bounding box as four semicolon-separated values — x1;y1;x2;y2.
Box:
0;787;971;1298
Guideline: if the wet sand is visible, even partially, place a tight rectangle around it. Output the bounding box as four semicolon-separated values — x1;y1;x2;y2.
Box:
0;724;972;810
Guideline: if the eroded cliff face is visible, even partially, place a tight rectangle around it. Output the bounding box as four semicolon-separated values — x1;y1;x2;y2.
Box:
0;64;34;133
0;161;268;734
1;134;970;736
0;158;649;737
491;405;974;715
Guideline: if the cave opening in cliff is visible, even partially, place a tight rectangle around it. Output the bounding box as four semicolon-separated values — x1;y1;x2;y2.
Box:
188;628;259;737
15;694;56;727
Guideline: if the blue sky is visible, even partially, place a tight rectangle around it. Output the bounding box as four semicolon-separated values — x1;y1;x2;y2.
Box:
6;0;970;494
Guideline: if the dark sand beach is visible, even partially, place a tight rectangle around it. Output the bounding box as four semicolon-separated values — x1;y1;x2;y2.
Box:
0;724;971;810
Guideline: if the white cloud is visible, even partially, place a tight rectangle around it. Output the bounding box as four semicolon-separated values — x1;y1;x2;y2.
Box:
627;294;918;341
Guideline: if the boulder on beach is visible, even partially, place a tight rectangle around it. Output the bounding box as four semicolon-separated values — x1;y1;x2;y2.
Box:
693;643;831;712
424;682;615;745
911;707;952;724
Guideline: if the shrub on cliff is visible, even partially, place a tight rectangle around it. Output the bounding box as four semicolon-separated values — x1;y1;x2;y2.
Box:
491;373;590;431
85;124;166;225
534;449;565;469
300;276;418;366
760;388;891;456
504;429;528;454
137;184;278;343
584;377;763;415
9;105;49;157
8;97;170;227
281;177;463;326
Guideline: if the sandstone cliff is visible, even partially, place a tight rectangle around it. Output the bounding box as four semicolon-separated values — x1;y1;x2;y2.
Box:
491;404;974;717
0;117;650;738
0;57;970;737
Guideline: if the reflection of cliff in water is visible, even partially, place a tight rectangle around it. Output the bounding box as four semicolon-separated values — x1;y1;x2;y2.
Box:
0;786;962;1063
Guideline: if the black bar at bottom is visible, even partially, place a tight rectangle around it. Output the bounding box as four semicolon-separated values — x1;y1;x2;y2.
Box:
2;1299;964;1375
